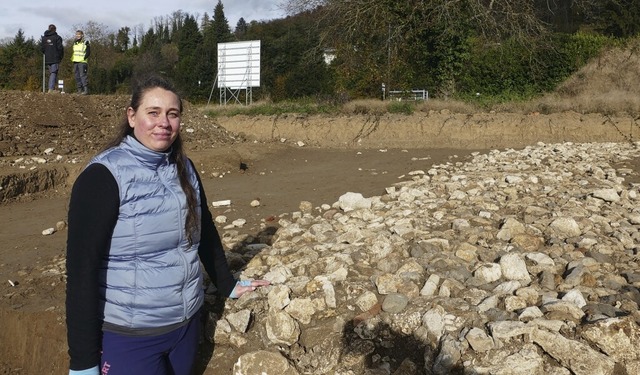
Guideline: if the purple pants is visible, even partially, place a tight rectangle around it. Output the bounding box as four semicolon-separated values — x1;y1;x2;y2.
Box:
100;312;200;375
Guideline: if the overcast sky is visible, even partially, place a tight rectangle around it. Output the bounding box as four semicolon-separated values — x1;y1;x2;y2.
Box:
0;0;287;42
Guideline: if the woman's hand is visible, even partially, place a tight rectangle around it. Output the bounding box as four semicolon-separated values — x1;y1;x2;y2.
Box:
230;279;271;298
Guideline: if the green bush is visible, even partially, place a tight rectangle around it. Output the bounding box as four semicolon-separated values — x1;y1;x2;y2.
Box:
386;101;415;115
457;32;616;103
561;32;617;69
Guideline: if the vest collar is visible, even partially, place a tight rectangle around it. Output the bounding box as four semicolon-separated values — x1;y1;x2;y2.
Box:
122;135;172;169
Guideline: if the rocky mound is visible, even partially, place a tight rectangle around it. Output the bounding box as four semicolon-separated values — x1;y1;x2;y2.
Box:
208;141;640;374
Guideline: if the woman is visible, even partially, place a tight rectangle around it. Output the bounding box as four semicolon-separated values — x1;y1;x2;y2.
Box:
65;75;269;375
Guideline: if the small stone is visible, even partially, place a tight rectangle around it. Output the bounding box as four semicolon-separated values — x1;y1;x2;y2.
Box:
55;221;67;231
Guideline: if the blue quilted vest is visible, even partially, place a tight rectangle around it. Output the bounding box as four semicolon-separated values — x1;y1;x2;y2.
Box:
90;135;203;329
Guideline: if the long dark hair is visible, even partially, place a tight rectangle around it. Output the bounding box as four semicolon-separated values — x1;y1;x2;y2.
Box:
102;75;199;245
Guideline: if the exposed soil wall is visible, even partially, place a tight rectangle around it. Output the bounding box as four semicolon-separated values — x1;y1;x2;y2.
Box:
218;112;639;149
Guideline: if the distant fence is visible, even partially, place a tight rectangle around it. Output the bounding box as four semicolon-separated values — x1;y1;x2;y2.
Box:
385;89;429;101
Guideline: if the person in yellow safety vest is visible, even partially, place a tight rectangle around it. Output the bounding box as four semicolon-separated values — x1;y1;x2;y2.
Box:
72;30;91;95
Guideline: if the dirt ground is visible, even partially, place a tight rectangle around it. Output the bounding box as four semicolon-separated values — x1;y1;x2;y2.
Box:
0;90;639;374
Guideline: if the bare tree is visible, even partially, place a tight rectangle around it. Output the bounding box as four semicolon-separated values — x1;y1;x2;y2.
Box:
283;0;586;97
72;21;113;46
285;0;556;45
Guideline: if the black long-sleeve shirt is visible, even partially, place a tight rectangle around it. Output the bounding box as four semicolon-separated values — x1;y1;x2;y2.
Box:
65;162;236;371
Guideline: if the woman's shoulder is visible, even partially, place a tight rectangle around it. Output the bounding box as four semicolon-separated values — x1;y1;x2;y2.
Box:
91;145;129;164
79;162;113;180
74;162;117;193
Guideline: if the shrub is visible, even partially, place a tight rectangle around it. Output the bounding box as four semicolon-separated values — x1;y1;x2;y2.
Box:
386;101;415;115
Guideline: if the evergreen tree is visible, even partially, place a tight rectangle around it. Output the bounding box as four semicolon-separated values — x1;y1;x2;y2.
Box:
201;13;211;31
135;27;172;81
174;15;205;100
139;27;158;52
213;0;233;43
0;30;40;90
235;18;248;39
115;27;131;52
200;0;234;99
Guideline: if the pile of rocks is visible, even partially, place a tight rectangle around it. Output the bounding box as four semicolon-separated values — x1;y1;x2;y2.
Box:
211;141;640;375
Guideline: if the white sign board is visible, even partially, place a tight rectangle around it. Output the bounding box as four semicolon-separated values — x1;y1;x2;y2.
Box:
217;40;261;89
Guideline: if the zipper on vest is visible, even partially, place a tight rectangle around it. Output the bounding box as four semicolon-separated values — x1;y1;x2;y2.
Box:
158;160;190;320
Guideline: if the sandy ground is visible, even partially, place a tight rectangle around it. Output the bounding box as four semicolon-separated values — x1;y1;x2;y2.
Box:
0;90;639;374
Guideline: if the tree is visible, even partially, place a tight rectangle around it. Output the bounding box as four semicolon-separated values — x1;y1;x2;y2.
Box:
199;1;234;99
174;15;204;98
139;27;158;52
0;30;40;90
0;0;621;100
283;0;559;97
243;12;331;101
235;18;248;39
212;0;233;43
115;27;131;52
201;12;211;30
593;0;640;37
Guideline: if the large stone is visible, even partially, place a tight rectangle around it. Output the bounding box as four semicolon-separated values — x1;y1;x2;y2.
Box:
531;328;615;375
233;350;299;375
265;310;301;346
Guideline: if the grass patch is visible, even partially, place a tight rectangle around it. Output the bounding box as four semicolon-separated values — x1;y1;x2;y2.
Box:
201;99;339;117
341;99;388;115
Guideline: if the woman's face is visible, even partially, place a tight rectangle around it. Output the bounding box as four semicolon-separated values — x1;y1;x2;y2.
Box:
128;87;181;152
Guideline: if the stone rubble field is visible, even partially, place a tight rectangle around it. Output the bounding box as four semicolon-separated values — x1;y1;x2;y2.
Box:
216;141;640;375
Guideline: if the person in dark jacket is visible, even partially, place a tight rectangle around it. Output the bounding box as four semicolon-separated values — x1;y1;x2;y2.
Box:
40;24;64;92
65;74;270;375
71;30;90;95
